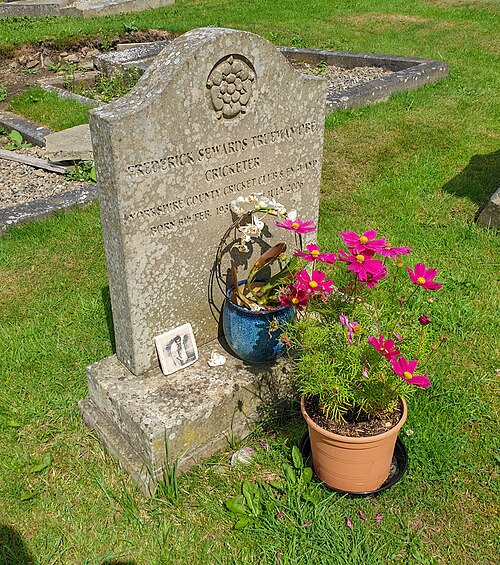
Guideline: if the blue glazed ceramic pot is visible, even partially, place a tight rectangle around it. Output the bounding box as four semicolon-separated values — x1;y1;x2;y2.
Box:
222;288;294;363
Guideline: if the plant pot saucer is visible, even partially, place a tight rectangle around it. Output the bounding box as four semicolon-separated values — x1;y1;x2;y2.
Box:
299;433;408;496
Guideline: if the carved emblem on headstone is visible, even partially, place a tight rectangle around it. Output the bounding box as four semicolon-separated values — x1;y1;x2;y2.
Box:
206;55;255;120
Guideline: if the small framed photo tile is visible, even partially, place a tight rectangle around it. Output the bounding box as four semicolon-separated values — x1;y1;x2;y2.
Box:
154;323;198;376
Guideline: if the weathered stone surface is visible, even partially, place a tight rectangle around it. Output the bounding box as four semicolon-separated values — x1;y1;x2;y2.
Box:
477;187;500;227
0;110;52;148
0;1;62;18
80;341;295;496
89;27;326;376
61;0;174;18
45;124;94;162
38;73;101;109
0;0;174;18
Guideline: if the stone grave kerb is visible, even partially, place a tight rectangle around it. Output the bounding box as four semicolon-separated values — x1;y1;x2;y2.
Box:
89;27;327;376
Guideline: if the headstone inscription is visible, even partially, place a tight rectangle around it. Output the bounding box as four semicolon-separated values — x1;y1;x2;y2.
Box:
82;28;326;493
89;27;327;376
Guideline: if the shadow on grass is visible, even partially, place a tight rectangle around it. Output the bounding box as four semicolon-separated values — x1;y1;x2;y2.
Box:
0;525;34;565
442;149;500;209
101;285;116;354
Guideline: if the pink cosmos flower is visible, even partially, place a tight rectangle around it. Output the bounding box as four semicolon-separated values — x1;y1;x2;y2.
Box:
378;242;412;258
280;286;309;310
346;517;353;530
338;249;385;281
368;335;401;360
295;269;333;295
339;315;360;345
294;243;336;264
275;218;316;234
362;267;388;289
391;356;431;388
393;331;404;342
340;229;386;253
374;515;384;523
418;315;431;326
358;510;367;521
406;263;442;291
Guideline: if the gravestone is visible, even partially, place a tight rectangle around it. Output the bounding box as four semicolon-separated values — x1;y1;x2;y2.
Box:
80;27;326;494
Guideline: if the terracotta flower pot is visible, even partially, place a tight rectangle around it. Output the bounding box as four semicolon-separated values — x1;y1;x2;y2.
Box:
301;396;407;493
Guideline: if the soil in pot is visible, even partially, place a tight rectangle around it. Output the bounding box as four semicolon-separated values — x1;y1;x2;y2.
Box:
303;396;404;438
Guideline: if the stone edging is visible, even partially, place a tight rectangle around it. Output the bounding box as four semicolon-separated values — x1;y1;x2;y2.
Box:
0;110;52;147
0;183;98;233
278;47;449;110
37;78;101;109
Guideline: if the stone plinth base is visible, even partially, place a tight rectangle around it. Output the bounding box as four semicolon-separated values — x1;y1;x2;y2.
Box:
80;341;293;496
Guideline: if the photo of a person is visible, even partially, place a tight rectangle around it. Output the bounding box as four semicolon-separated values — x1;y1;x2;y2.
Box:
155;323;198;375
168;334;196;368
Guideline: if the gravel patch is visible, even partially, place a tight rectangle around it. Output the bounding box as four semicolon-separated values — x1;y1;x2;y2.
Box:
0;146;88;208
292;62;393;92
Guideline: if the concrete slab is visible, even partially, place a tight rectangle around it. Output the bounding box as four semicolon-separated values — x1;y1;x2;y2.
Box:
0;0;174;18
61;0;175;18
0;1;62;17
80;341;294;496
45;124;94;162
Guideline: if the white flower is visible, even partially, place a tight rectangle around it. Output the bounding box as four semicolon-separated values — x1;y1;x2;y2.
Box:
253;215;264;231
232;205;245;215
230;196;246;214
249;303;265;311
256;195;270;208
239;214;264;240
287;209;298;221
238;231;252;243
244;193;260;204
266;197;287;216
239;224;260;238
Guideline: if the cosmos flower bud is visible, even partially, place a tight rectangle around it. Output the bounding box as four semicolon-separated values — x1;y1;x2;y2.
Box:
418;315;431;326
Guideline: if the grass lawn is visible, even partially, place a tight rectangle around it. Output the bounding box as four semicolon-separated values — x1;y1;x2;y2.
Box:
0;1;499;563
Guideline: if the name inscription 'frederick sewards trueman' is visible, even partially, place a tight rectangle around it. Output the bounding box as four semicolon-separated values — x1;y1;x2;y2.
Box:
89;27;326;376
125;122;318;178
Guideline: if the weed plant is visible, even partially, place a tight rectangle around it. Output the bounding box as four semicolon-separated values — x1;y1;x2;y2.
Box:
77;67;141;103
